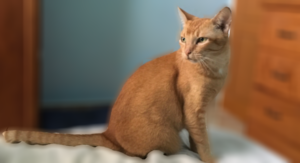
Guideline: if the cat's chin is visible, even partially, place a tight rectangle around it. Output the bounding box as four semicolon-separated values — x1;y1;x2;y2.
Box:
187;57;199;64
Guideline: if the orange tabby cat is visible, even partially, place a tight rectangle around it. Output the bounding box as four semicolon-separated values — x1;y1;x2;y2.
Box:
3;7;231;163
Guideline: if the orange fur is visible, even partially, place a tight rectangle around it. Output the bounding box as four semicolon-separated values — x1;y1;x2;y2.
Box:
3;7;231;163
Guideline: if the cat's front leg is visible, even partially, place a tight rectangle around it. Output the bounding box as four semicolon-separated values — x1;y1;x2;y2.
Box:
184;106;215;163
189;135;197;153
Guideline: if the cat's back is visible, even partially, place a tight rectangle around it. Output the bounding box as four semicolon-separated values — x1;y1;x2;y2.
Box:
120;51;179;93
110;51;182;123
135;51;178;78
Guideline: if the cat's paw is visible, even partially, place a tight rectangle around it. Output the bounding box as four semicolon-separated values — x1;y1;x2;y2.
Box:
208;159;218;163
203;158;217;163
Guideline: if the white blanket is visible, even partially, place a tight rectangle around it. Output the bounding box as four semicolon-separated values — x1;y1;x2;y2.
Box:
0;125;288;163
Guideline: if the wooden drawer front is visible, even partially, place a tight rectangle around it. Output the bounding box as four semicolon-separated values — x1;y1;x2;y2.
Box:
238;0;262;19
260;11;300;52
254;51;296;98
248;123;300;162
250;94;293;135
250;91;300;145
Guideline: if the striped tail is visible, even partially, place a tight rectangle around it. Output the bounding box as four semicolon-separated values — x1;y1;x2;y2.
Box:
2;130;120;150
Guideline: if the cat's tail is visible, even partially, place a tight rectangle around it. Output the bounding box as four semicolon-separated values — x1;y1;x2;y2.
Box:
2;130;120;150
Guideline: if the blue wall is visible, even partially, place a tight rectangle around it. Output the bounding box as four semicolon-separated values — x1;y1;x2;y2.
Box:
41;0;229;107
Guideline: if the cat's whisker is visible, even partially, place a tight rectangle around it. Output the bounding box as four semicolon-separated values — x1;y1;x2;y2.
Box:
200;59;211;73
203;60;214;73
201;57;223;63
202;57;226;68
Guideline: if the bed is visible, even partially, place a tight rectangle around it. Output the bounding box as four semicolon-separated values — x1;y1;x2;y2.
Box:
0;125;288;163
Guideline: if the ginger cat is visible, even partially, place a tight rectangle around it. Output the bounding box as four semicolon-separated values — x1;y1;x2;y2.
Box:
3;7;231;163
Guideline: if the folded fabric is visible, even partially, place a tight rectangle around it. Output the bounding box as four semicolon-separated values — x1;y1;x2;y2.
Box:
0;125;287;163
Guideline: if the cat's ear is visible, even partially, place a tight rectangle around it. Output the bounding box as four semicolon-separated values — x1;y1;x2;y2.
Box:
212;7;232;33
178;7;196;26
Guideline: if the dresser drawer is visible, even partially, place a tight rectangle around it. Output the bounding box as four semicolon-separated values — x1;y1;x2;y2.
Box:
238;0;262;19
250;91;300;145
260;11;300;53
254;50;296;98
248;123;300;162
250;92;294;135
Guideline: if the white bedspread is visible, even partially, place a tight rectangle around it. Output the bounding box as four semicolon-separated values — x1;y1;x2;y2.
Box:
0;125;288;163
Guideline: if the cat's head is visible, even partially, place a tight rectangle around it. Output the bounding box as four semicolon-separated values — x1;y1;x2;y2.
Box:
178;7;231;63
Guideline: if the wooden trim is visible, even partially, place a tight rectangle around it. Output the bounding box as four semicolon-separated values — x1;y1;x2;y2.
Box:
22;0;39;128
263;4;300;13
262;0;300;6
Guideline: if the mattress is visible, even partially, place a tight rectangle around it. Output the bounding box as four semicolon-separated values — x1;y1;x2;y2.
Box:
0;125;288;163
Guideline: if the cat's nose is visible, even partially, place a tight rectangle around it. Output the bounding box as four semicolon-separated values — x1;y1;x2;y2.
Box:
185;50;192;56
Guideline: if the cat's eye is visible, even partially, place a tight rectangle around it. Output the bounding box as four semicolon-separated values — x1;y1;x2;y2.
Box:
196;37;208;43
181;37;186;43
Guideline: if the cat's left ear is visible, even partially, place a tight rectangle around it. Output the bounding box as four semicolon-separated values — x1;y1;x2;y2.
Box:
178;7;196;26
212;7;232;33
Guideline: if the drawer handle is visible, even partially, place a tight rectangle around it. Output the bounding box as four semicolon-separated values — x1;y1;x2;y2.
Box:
277;29;297;40
271;70;289;82
264;107;281;121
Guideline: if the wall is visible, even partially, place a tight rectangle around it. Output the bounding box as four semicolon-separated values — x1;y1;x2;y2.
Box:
41;0;229;107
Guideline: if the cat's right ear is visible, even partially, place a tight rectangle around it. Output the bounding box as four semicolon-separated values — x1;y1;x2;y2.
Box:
178;7;196;26
212;7;232;33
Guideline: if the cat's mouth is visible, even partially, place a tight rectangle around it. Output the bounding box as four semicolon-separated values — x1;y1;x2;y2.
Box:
187;56;198;63
187;54;198;63
183;52;199;63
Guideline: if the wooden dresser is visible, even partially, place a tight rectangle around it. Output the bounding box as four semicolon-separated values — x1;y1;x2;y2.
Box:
223;0;300;162
0;0;39;131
